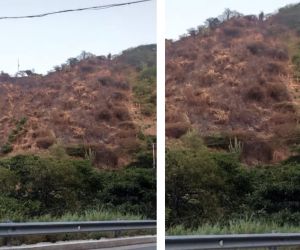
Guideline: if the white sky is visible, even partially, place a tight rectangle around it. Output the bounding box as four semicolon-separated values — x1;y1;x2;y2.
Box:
0;0;156;75
166;0;300;39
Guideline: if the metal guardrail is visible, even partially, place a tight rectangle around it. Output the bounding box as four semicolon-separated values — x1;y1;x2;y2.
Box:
165;233;300;249
0;220;156;237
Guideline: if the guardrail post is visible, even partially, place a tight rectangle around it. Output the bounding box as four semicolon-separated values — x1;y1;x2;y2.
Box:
3;236;11;247
114;230;121;238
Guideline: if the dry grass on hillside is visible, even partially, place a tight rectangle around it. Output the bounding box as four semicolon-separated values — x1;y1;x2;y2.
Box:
0;47;156;168
166;15;300;164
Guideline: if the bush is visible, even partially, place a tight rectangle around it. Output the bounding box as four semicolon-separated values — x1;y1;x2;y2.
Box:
141;103;155;116
95;109;111;121
223;27;241;37
113;107;130;121
244;85;265;102
1;143;13;154
203;134;230;149
0;155;156;219
80;65;94;73
98;76;113;86
266;82;289;101
118;138;142;154
118;121;136;130
242;139;274;164
248;163;300;224
1;117;28;153
139;66;156;81
128;151;155;169
119;44;156;69
166;122;190;138
265;62;286;74
273;102;297;113
268;48;289;61
99;168;156;218
166;143;249;228
166;127;300;229
92;146;119;167
65;145;86;158
247;42;267;55
36;137;56;149
111;92;127;101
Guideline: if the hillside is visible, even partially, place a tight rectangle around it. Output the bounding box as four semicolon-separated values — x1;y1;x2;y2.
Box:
0;44;156;168
166;3;300;231
166;5;300;165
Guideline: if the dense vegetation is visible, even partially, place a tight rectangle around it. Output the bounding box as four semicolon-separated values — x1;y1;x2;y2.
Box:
275;3;300;31
120;44;157;117
133;66;156;116
0;154;156;223
292;42;300;79
166;132;300;233
118;44;156;70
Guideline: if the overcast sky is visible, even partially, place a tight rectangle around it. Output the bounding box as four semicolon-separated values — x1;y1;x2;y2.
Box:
166;0;300;39
0;0;156;75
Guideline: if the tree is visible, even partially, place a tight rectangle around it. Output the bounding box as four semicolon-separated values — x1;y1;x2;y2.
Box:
187;27;197;37
179;34;188;40
24;70;34;76
67;57;78;67
224;8;233;21
53;65;61;72
78;51;95;61
205;17;221;30
219;9;243;22
0;72;11;82
259;11;264;22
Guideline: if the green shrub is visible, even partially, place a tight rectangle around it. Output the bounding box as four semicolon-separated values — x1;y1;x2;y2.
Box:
99;167;156;218
36;137;56;149
276;3;300;30
166;122;190;138
65;145;86;158
166;141;250;228
119;44;156;69
1;143;13;154
132;64;156;117
0;154;156;220
166;133;300;230
203;134;230;149
1;117;27;153
141;103;155;116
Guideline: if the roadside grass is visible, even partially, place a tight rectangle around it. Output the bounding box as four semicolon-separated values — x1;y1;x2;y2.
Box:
1;207;142;223
29;209;143;222
167;218;300;235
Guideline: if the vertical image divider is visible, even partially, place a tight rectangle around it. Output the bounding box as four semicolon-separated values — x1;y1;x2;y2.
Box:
157;0;166;249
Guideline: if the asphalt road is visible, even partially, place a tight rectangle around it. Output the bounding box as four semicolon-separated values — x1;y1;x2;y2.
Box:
92;243;156;250
0;236;157;250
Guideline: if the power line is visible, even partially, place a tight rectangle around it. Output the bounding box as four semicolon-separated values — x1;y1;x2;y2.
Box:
0;0;152;20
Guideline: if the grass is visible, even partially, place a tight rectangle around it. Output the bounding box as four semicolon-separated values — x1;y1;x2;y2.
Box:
1;208;143;223
167;218;300;235
31;209;143;222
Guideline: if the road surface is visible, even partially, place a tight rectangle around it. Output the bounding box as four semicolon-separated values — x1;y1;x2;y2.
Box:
92;243;156;249
0;236;156;250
